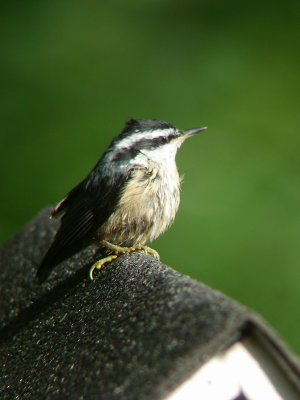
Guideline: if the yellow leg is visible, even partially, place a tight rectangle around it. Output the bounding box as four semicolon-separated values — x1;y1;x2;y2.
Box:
89;254;118;280
102;240;160;260
89;240;160;280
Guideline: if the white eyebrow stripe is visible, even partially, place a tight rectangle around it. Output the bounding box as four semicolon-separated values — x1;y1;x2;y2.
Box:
114;128;175;150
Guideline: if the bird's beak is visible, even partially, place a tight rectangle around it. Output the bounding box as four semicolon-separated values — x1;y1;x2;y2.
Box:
172;126;207;145
181;126;207;138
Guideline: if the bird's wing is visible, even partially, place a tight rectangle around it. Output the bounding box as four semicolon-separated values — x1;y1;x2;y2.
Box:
37;169;126;282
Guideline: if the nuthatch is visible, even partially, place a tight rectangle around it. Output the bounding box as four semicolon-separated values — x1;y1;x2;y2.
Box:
37;119;206;282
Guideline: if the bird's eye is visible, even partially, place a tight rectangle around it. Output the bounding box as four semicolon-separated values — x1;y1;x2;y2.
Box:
157;136;168;145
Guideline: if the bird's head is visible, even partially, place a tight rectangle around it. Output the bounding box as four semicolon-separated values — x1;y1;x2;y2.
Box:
108;119;206;164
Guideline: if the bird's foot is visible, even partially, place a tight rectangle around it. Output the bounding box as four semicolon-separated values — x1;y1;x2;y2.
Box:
89;241;160;280
89;254;118;280
102;240;160;260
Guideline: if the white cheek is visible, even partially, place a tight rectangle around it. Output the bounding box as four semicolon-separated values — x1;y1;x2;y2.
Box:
141;142;179;164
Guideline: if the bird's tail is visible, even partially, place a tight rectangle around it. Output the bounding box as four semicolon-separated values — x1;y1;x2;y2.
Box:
36;242;70;283
36;258;53;283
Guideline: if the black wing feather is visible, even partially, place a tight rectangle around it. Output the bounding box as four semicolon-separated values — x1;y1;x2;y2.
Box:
37;182;122;282
37;193;97;282
37;149;134;282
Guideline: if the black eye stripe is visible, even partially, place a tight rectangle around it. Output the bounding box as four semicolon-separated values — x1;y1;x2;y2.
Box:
135;133;178;147
111;134;178;162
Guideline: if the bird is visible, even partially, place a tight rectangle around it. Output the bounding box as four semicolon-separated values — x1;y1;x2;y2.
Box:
37;118;206;282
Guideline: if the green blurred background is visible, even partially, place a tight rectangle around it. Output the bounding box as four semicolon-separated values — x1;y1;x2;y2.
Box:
1;1;299;353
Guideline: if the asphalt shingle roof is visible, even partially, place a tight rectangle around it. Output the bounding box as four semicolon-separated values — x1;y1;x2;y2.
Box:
1;208;299;399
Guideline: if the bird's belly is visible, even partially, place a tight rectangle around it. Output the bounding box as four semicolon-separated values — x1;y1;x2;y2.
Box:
98;166;180;247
